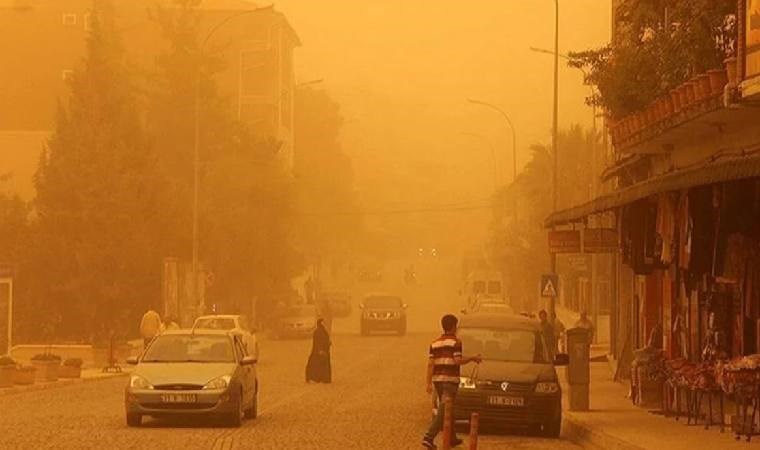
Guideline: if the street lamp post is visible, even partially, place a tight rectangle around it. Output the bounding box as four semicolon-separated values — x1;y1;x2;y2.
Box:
193;7;261;316
466;99;517;184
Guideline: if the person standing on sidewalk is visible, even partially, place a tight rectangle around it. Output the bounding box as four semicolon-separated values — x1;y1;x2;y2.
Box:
574;311;595;343
422;314;481;449
538;310;556;359
551;312;566;353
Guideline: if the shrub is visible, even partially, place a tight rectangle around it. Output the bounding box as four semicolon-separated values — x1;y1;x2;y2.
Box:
31;353;62;362
63;358;83;368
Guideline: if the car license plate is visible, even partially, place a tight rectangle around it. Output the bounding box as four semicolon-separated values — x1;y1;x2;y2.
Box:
488;396;524;407
160;393;197;403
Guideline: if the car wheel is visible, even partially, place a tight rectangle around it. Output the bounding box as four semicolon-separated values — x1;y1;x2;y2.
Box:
398;321;407;336
360;323;369;336
227;390;244;427
543;412;561;438
245;382;258;419
126;413;142;427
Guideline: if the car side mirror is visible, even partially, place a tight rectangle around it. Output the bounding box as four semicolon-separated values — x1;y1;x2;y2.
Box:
126;356;139;365
553;353;569;366
359;304;364;309
241;356;257;366
402;304;408;309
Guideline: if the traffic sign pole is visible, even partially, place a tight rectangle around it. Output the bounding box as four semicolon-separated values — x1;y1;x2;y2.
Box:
1;278;12;355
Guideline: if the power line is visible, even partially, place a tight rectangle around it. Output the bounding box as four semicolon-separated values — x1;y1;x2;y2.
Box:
296;203;493;217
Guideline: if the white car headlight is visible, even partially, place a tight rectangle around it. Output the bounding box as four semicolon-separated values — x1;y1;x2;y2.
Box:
203;375;232;390
459;377;476;389
129;375;153;390
535;382;560;394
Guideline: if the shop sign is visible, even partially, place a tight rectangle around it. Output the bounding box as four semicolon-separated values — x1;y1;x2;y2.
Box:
548;230;581;254
583;228;619;253
568;255;590;272
748;0;760;78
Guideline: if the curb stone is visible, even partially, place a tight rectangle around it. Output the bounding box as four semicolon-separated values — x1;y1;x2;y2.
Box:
562;413;646;450
0;371;129;397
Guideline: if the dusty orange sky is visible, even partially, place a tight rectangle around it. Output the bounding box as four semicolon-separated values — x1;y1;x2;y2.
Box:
273;0;611;247
275;0;611;197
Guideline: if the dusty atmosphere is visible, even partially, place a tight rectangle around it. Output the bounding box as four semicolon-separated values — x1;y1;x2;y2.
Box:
1;1;759;449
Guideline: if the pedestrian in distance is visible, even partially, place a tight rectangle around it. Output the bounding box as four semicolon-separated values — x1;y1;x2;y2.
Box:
574;310;595;343
305;318;332;383
551;312;566;353
422;314;482;449
538;310;556;359
139;310;163;350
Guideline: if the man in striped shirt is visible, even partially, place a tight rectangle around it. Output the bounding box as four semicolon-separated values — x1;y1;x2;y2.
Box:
423;314;481;449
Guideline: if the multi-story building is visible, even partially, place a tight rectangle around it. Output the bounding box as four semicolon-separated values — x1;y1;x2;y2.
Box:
546;1;760;386
0;0;300;198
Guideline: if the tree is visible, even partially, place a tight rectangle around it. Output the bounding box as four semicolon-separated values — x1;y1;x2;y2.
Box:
488;125;596;312
569;0;736;117
33;0;164;341
293;87;360;278
149;0;303;317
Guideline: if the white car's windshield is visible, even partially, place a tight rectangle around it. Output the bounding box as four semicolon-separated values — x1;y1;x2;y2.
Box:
143;335;235;363
459;328;547;363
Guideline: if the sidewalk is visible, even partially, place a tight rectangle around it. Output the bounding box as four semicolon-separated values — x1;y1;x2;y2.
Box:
0;367;130;397
560;362;759;449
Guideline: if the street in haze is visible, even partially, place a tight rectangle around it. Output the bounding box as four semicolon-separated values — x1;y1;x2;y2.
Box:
0;333;581;450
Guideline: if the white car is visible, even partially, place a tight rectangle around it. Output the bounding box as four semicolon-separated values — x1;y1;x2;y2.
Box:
192;314;259;361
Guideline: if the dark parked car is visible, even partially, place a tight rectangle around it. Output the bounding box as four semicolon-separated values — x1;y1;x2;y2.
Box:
272;304;318;339
124;330;258;427
360;294;407;336
436;313;568;437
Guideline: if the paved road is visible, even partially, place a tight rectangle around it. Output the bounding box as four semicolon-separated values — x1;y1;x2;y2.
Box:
0;334;582;449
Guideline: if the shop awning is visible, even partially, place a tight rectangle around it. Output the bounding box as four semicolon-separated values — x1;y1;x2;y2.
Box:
545;153;760;228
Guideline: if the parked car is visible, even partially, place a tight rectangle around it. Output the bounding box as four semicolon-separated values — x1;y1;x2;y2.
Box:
433;313;568;437
193;314;259;360
125;330;258;427
322;291;352;318
360;294;407;336
272;304;318;339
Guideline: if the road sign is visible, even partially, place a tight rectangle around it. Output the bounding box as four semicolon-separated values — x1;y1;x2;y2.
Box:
548;230;581;254
540;274;559;298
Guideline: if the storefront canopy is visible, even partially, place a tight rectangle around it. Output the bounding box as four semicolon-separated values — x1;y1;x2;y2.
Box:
545;153;760;228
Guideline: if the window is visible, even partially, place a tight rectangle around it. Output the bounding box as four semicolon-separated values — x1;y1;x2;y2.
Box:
84;13;92;31
61;70;74;82
459;328;547;363
62;13;77;26
142;335;235;363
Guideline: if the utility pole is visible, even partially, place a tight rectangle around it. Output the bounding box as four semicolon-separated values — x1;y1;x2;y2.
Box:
549;0;560;322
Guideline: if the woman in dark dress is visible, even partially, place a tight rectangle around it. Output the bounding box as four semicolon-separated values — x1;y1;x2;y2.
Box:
305;318;332;383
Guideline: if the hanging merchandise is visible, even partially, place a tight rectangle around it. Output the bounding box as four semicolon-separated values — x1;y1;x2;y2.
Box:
677;191;692;270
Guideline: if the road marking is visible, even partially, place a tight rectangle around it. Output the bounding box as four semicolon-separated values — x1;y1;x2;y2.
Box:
211;434;235;450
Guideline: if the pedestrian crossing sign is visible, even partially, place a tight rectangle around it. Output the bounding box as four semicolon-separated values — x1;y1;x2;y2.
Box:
540;274;559;298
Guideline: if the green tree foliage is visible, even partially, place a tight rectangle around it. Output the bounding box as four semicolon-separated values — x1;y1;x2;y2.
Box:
293;87;360;271
488;125;595;311
569;0;736;117
33;0;165;341
149;0;303;315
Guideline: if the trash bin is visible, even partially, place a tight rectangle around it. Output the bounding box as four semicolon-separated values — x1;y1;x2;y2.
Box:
566;327;591;411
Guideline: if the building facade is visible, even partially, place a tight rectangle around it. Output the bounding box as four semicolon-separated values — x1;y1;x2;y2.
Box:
547;1;760;377
0;0;299;198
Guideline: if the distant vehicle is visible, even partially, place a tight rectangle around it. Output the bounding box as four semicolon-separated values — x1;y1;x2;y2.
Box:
272;304;318;339
432;313;568;437
461;269;505;311
465;301;515;316
358;268;383;282
360;294;407;336
322;291;352;318
125;330;258;427
193;314;259;361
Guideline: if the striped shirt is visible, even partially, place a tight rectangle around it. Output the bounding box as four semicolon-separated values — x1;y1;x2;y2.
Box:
429;334;462;383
